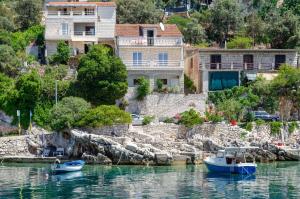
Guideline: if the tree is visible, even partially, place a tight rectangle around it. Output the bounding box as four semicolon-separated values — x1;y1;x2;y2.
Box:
136;77;150;100
227;36;253;49
77;105;132;127
207;0;243;45
0;16;15;32
117;0;162;24
281;0;300;16
183;20;206;45
271;65;300;121
77;45;128;105
0;45;21;77
50;97;91;131
217;98;243;121
15;0;42;30
266;11;300;49
15;70;42;127
50;41;70;65
245;13;268;45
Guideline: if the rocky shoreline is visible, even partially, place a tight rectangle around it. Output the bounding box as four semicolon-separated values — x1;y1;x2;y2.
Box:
1;123;300;165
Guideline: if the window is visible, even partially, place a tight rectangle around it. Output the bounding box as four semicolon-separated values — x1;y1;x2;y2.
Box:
210;54;221;69
61;23;68;35
159;53;168;66
133;52;142;66
133;79;140;85
158;79;168;85
275;55;286;70
243;54;254;70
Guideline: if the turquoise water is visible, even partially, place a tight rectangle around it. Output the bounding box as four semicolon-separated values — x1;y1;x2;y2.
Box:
1;162;300;198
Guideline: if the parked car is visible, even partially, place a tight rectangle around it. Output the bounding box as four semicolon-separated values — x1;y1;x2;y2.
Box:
253;111;280;121
131;114;144;126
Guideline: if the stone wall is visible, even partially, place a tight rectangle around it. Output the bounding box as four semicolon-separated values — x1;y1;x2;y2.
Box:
125;89;207;118
81;125;129;137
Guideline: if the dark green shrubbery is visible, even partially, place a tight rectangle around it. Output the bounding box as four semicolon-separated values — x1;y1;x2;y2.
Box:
184;74;196;94
142;116;155;125
50;97;91;131
288;121;299;134
270;121;282;135
136;77;150;100
205;112;223;123
179;109;204;128
77;105;132;128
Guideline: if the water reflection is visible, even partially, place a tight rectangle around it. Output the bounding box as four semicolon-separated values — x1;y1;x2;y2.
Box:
1;163;300;198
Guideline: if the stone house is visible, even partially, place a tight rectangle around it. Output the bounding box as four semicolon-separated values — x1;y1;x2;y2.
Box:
115;24;185;92
198;48;299;92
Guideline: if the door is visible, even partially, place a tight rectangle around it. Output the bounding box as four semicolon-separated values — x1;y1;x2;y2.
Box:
243;54;254;70
147;30;154;46
275;55;286;70
210;54;221;69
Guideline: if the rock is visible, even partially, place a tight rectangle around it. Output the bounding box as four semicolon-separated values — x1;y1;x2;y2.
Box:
125;142;138;153
82;153;112;164
155;152;172;165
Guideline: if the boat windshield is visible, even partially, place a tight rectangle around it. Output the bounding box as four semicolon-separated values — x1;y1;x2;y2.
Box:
216;151;224;158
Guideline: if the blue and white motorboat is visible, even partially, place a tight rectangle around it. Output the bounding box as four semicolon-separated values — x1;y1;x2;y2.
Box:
51;160;85;173
204;147;258;175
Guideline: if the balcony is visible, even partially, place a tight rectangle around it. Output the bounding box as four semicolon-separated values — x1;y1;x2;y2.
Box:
46;10;96;17
122;60;184;70
200;62;283;71
117;37;183;47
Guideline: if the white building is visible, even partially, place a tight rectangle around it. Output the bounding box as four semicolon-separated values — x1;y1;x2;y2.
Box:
44;1;116;56
115;24;185;92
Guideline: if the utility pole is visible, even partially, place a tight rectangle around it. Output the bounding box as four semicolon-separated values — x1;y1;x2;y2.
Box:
29;110;32;135
17;110;21;135
55;80;58;105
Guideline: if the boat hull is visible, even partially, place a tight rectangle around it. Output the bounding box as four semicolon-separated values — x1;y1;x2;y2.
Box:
205;162;256;175
51;160;85;173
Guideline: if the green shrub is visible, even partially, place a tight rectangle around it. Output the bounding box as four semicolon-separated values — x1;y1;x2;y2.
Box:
49;41;70;65
163;117;174;123
288;121;299;134
136;77;150;100
240;131;248;139
142;116;155;125
270;121;282;135
245;122;253;131
244;111;255;122
50;97;91;131
184;74;196;94
33;102;52;129
255;119;265;126
44;64;68;80
205;112;223;123
77;105;131;128
156;79;163;90
179;109;204;128
227;36;253;49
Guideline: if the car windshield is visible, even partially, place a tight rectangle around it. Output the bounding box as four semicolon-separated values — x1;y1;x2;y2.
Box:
255;111;268;115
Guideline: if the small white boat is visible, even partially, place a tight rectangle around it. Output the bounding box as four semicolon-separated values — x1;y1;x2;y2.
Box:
51;160;85;173
204;147;258;175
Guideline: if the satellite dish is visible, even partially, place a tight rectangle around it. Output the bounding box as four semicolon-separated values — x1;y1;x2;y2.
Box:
159;22;165;31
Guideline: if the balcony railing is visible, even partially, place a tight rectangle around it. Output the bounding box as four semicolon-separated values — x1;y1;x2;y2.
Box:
73;31;95;36
122;60;183;69
46;10;96;17
200;62;284;71
118;37;183;46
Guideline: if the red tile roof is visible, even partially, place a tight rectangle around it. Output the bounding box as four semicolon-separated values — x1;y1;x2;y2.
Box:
48;1;116;7
115;24;182;37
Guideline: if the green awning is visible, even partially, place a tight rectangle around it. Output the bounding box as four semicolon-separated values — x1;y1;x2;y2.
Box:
209;72;239;91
